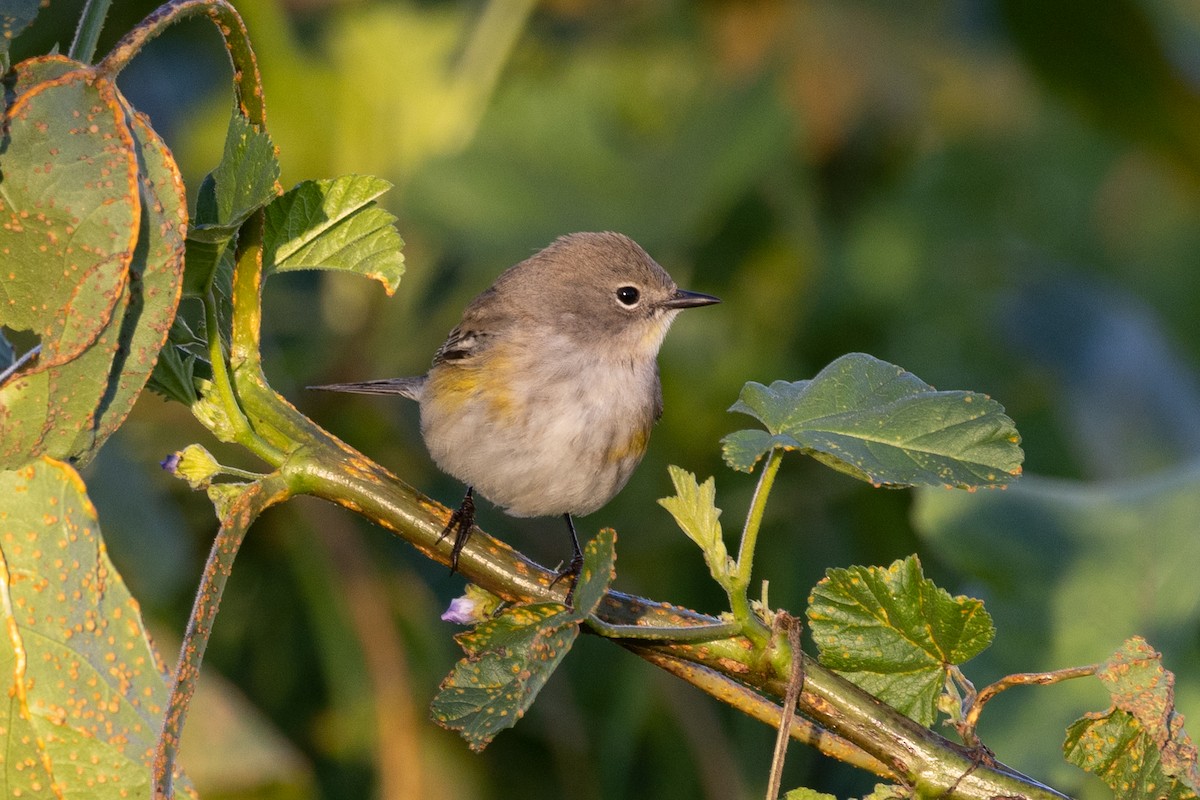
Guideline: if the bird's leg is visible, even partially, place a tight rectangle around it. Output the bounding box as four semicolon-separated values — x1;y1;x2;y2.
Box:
550;513;585;604
439;487;476;573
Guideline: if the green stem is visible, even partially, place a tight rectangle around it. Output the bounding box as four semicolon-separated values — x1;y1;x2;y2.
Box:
736;448;783;586
726;448;784;645
69;0;111;63
203;289;283;464
152;474;292;798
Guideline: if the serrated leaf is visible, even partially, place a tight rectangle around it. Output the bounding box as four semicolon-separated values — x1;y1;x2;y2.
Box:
263;175;405;294
183;112;278;294
431;530;616;750
0;457;195;797
657;465;729;580
1063;637;1200;796
200;111;279;235
1065;711;1197;800
807;555;994;726
782;789;837;800
721;354;1023;490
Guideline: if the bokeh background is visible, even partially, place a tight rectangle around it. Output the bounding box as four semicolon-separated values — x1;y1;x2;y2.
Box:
14;1;1200;797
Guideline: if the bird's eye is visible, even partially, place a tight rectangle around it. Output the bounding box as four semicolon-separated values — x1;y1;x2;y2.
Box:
615;286;641;307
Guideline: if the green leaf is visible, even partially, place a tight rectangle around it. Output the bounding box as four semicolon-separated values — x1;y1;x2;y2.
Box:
263;175;405;294
0;457;194;797
0;62;139;468
807;555;994;726
1;0;42;64
0;58;188;467
200;111;279;235
1063;637;1200;797
657;465;730;581
721;353;1023;490
76;100;187;454
147;344;199;405
1065;711;1196;800
782;789;837;800
431;529;616;750
913;463;1200;782
183;112;279;295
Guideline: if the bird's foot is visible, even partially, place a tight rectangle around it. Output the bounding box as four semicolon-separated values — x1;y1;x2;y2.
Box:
439;488;476;573
549;551;585;607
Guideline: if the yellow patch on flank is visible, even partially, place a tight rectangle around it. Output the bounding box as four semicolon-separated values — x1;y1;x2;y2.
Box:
606;424;650;464
427;356;518;420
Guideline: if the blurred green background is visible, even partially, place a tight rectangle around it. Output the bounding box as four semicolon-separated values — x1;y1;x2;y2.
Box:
15;0;1200;797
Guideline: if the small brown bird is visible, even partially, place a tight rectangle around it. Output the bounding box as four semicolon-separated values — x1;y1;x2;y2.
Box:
313;232;719;589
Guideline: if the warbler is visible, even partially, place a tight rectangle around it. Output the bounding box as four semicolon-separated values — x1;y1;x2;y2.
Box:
312;232;719;591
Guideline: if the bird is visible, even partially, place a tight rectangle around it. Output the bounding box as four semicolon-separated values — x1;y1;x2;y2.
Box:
312;232;719;596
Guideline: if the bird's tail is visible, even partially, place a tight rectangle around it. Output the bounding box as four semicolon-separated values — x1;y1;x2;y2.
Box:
308;377;425;401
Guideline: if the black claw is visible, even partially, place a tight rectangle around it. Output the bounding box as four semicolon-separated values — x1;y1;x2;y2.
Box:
548;514;585;605
440;487;476;573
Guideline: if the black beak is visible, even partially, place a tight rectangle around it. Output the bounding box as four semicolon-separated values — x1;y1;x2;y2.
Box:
661;288;721;310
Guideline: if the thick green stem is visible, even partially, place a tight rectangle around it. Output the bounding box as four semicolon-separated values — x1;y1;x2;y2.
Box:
202;289;283;464
69;0;111;63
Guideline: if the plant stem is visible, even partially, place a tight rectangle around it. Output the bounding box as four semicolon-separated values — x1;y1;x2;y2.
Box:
153;474;291;798
586;615;743;642
726;448;784;645
97;0;266;126
69;0;111;63
202;289;283;463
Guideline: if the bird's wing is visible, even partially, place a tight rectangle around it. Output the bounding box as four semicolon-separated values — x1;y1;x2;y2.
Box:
432;325;489;365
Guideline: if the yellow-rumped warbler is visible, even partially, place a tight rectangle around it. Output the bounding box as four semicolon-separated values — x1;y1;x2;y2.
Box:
314;232;719;590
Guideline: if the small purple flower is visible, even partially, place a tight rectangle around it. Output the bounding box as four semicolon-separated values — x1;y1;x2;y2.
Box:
161;452;181;473
441;596;479;625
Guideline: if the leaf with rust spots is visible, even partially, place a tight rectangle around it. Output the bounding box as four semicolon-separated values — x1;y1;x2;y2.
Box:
721;353;1023;489
807;555;994;727
0;57;187;467
0;62;139;360
263;174;405;294
1064;637;1200;797
0;64;143;468
431;530;616;750
0;0;42;64
0;457;196;797
81;104;187;450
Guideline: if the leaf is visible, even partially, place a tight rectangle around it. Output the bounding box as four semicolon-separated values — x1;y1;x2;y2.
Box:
0;0;41;63
657;465;730;580
1063;637;1200;797
913;463;1200;781
431;529;616;750
0;61;140;468
199;111;280;236
183;112;279;295
721;353;1023;490
263;175;405;294
783;789;837;800
807;555;994;726
0;457;194;797
0;57;188;468
73;101;188;455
